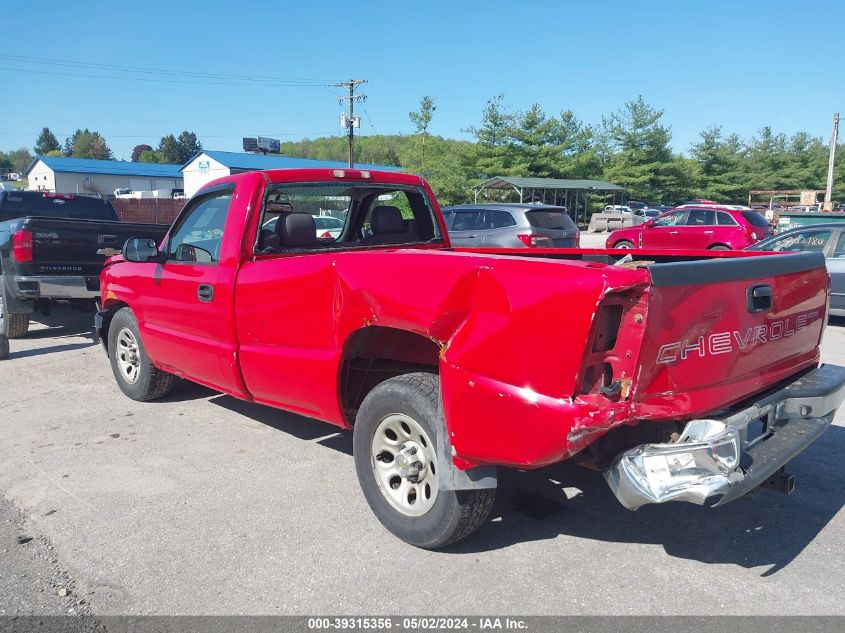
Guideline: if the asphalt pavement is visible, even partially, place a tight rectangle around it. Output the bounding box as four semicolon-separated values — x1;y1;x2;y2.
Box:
1;306;844;616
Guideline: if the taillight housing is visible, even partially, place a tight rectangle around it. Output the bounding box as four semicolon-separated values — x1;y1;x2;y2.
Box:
574;231;581;247
12;228;33;263
517;233;552;248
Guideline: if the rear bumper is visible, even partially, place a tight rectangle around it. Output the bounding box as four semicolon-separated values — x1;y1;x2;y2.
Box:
605;363;845;510
13;275;100;300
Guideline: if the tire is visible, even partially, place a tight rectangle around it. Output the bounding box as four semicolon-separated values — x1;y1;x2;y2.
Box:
353;372;495;549
708;244;731;251
0;334;8;360
107;307;175;401
0;282;29;339
612;240;635;249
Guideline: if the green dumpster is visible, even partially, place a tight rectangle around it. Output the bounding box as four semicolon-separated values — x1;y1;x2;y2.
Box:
777;212;845;232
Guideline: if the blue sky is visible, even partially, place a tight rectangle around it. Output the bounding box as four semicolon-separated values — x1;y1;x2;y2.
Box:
1;0;842;161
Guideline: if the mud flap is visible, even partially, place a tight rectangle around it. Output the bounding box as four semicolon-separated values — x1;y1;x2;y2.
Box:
436;397;497;491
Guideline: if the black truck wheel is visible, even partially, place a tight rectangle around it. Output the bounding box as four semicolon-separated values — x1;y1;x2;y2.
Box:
353;372;495;549
0;283;29;339
108;307;175;401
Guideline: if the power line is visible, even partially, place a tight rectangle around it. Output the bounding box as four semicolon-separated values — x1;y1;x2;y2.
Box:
0;53;335;85
0;65;334;88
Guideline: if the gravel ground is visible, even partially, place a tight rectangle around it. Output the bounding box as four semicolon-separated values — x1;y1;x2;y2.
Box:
0;307;843;616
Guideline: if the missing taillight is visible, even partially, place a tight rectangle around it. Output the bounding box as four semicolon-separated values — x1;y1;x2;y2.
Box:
592;304;623;352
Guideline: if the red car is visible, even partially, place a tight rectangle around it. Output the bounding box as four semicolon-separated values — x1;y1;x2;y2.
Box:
606;206;773;250
94;170;844;548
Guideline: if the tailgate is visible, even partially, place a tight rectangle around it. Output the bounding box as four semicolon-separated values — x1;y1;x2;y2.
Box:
31;219;167;276
632;252;829;419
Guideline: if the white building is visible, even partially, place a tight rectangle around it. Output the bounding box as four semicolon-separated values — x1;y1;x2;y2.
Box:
181;150;399;197
25;156;183;197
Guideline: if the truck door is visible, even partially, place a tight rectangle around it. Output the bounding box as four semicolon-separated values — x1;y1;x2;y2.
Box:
133;185;233;389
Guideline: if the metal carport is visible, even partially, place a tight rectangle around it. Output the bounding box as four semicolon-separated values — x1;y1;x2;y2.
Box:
472;176;625;227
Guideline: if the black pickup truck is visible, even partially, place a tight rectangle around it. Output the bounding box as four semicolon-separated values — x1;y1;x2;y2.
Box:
0;191;169;338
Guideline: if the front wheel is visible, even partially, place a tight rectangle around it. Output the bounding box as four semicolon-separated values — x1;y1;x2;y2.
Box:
708;244;731;251
108;307;175;401
353;373;495;549
612;239;635;249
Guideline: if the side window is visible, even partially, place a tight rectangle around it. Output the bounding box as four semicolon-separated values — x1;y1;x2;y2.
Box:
653;211;685;227
451;210;484;232
685;209;716;226
717;212;737;226
763;230;832;253
833;232;845;258
483;209;517;229
168;189;232;263
441;210;455;230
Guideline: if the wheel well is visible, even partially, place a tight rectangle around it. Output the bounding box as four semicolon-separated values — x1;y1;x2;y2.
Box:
340;326;441;424
708;243;731;250
99;301;129;352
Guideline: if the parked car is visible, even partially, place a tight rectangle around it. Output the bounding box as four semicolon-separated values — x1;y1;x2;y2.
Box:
94;167;844;549
603;204;632;214
748;223;845;317
441;203;579;248
606;206;772;250
631;208;660;224
0;191;169;338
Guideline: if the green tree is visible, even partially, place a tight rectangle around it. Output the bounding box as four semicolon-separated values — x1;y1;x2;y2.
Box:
601;96;691;202
157;135;181;163
176;131;202;163
63;129;113;159
0;152;13;173
689;126;748;202
131;144;153;162
465;94;519;179
139;149;166;163
408;96;436;172
7;147;34;173
34;127;61;155
156;131;202;164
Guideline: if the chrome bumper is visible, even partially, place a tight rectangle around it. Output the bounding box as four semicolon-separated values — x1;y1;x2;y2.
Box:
13;275;99;300
605;364;845;510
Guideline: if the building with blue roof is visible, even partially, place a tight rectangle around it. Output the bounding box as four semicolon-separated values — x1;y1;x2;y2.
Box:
25;156;183;196
181;150;400;197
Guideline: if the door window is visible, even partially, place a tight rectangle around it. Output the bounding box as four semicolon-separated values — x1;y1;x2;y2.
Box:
451;210;484;231
652;211;685;227
483;210;517;229
685;209;716;226
168;189;232;263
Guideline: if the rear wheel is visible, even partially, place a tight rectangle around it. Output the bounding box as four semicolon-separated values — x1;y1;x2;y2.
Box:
708;244;730;251
0;282;29;339
353;373;496;549
108;307;175;401
612;240;635;249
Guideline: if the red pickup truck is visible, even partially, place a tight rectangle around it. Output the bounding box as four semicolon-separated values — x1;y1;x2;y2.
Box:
95;168;845;548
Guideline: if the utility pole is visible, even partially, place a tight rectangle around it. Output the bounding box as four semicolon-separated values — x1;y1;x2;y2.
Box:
335;79;367;168
824;112;839;211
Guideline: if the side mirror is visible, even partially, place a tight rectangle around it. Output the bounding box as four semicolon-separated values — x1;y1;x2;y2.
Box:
643;220;655;228
123;237;163;263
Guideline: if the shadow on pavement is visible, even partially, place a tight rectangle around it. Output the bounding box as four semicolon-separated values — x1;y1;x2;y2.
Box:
448;425;845;575
9;342;97;359
208;394;353;455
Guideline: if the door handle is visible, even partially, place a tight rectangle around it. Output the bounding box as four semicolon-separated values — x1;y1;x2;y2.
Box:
197;284;214;302
669;231;679;235
704;230;714;235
